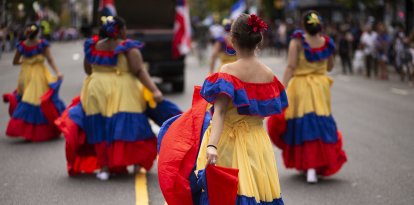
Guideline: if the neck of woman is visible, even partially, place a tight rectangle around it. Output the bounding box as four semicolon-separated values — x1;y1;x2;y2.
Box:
237;49;255;59
305;33;321;39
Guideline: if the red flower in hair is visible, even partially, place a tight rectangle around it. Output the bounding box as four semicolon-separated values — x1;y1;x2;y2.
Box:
247;14;268;33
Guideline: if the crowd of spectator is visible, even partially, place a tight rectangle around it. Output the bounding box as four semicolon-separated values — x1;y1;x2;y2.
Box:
268;19;414;84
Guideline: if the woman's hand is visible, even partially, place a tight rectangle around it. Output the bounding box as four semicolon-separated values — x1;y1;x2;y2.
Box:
57;72;63;81
152;90;163;103
206;146;218;165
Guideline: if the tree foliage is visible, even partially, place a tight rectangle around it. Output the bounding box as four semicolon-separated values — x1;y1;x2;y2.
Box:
7;0;62;21
206;0;236;13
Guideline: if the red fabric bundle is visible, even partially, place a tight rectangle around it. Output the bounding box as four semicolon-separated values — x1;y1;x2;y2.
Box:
158;87;208;205
206;165;239;205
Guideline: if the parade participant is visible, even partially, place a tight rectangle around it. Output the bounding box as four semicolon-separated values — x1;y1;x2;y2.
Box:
267;11;347;183
55;16;176;180
3;24;65;142
209;18;237;74
361;23;378;78
375;22;391;80
158;14;287;205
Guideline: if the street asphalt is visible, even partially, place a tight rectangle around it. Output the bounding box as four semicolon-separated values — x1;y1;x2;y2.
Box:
0;41;413;205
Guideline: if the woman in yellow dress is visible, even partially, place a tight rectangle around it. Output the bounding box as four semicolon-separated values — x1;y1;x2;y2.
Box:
209;18;238;74
268;11;347;183
57;16;165;180
158;14;287;205
197;14;287;204
3;24;65;142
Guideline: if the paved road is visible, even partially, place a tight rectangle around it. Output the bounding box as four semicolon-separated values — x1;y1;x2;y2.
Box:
0;42;413;205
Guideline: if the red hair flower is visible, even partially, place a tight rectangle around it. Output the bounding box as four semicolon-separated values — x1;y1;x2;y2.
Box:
247;14;268;33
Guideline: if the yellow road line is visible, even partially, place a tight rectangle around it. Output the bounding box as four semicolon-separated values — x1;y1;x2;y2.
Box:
135;171;149;205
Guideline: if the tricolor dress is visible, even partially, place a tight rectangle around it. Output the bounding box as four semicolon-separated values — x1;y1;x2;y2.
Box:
196;73;287;205
3;40;65;142
55;37;180;175
267;30;347;176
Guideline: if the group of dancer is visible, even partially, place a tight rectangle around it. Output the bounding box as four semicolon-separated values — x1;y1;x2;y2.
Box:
3;11;347;205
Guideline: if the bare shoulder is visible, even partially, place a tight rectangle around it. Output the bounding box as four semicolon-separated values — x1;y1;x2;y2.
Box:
220;61;238;74
260;63;276;81
289;38;302;48
222;60;275;83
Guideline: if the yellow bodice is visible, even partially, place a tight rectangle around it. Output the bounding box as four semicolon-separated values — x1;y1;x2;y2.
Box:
21;55;46;65
294;52;328;76
91;54;130;74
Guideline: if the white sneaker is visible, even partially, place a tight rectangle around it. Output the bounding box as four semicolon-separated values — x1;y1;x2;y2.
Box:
96;171;110;181
306;169;318;184
133;165;142;174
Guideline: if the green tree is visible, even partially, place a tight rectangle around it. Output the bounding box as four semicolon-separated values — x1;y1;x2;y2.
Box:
189;0;209;19
7;0;62;21
206;0;236;13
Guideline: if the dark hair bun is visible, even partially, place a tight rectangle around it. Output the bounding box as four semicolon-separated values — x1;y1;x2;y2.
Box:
100;16;126;39
25;24;40;39
303;10;322;36
231;14;263;50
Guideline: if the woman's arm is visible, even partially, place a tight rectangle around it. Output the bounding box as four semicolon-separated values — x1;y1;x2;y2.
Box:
327;55;334;72
83;58;92;75
282;39;299;87
44;47;63;79
209;41;221;74
12;50;22;65
126;48;163;102
206;94;230;165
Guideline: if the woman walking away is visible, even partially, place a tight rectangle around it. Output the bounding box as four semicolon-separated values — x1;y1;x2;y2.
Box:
3;24;65;142
209;18;238;74
56;16;176;180
267;11;347;183
375;22;391;80
158;14;287;205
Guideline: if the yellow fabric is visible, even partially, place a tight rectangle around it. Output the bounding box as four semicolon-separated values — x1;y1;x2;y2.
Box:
143;88;156;109
217;52;237;72
17;55;57;105
294;52;328;75
80;54;147;117
284;52;333;119
196;105;282;202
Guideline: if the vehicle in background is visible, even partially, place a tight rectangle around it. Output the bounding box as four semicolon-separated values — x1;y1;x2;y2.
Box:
94;0;186;92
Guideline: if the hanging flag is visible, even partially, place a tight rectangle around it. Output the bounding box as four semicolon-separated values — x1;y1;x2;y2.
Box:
100;0;117;16
230;0;246;20
172;0;192;58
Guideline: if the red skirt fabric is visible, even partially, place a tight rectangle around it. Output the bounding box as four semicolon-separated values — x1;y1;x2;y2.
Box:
4;81;65;142
158;87;208;205
267;114;347;177
56;97;157;175
6;118;61;142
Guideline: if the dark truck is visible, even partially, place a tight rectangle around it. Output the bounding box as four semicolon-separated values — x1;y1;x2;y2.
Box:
96;0;185;92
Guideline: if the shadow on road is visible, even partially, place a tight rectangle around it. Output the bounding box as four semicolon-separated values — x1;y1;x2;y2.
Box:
4;137;63;146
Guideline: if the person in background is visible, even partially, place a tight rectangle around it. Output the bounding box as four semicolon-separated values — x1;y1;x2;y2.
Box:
375;22;391;80
59;16;163;180
353;43;366;74
3;24;65;142
208;18;237;74
268;10;347;183
209;14;224;43
393;25;413;82
360;24;378;78
338;24;354;75
0;24;5;58
40;19;52;40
